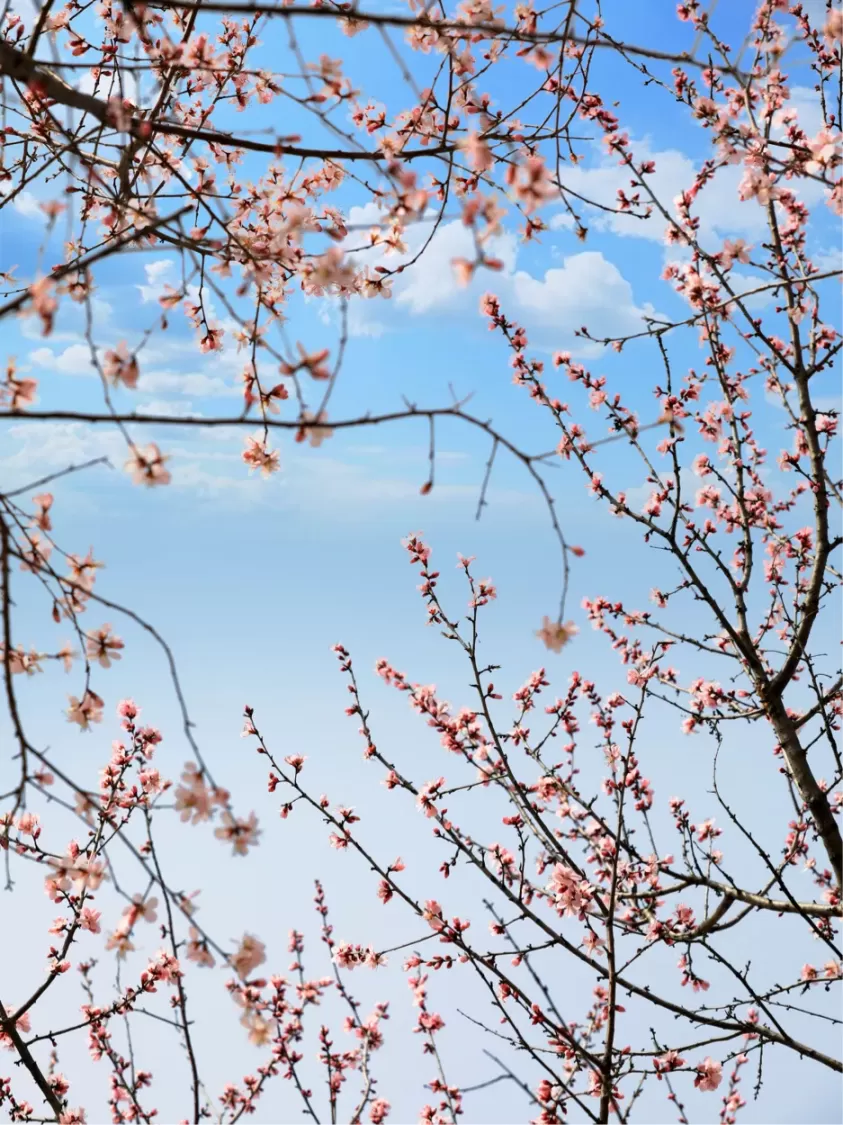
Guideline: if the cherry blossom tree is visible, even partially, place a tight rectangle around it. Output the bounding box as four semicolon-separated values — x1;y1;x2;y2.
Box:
0;0;840;1122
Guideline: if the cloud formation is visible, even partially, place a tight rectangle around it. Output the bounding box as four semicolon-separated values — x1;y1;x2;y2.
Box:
342;208;657;355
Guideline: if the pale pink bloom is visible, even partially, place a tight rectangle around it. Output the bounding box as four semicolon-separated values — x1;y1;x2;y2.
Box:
242;433;280;477
582;930;604;956
334;940;357;967
452;258;475;286
416;777;444;817
280;342;331;381
67;690;104;730
67;548;103;592
695;485;721;509
47;851;106;899
299;247;356;295
199;326;224;353
694;1057;722;1092
118;699;139;721
696;818;720;842
692;453;711;476
138;765;164;795
15;812;40;838
105;929;136;958
338;14;369;36
3;361;37;409
45;10;70;31
85;624;124;668
174;762;215;824
804;130;842;175
241;1012;272;1046
547;863;593;917
102;342;139;388
422;900;445;932
126;444;171;487
369;1099;391;1124
70;856;105;893
691;680;723;708
32;491;53;531
654;1050;685;1078
720;239;751;268
79;907;101;933
0;1009;31;1049
536;617;578;653
738;168;780;205
27;277;58;335
18;530;52;573
143;950;181;986
3;644;43;675
417;1010;445;1031
159;285;182;309
230;933;266;979
297;410;334;448
186;927;215;968
214;811;261;856
508;154;555;213
459;131;493;172
586;1069;603;1098
73;790;97;824
48;1076;70;1101
824;9;843;46
129;895;159;924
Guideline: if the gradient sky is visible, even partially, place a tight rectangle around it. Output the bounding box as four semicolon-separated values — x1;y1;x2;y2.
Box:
0;1;841;1122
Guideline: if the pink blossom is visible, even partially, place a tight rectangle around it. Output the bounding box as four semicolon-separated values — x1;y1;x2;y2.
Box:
242;432;280;477
694;1057;722;1092
230;934;266;979
126;444;171;487
547;863;593;918
369;1099;391;1124
296;410;334;448
536;617;578;653
67;690;104;730
85;624;124;668
214;811;261;856
102;342;139;388
79;907;101;933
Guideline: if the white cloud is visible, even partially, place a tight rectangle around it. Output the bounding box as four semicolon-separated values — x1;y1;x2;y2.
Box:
550;117;831;250
76;68;143;106
509;253;657;343
137;259;176;303
394;223;518;315
0;414;531;514
139;370;239;398
29;343;95;377
136;399;199;417
341;214;656;355
11;191;45;222
552;145;766;245
784;85;825;142
0;423;125;487
27;317;243;402
345;306;389;337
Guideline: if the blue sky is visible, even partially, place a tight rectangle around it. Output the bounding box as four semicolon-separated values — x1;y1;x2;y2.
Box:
0;1;841;1121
